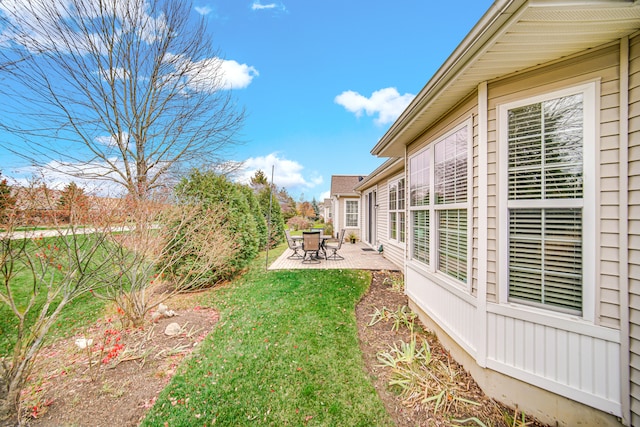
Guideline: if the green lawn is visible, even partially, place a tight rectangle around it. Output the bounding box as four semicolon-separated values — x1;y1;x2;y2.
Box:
142;247;393;426
0;236;108;354
0;238;392;426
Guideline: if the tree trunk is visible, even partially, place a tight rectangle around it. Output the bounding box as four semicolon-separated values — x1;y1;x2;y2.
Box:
0;377;20;427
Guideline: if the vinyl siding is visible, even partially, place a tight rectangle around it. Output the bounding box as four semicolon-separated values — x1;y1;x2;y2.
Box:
600;55;623;330
486;103;498;303
628;32;640;427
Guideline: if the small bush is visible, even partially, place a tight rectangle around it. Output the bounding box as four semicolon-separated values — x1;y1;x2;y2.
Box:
286;216;311;231
323;220;334;237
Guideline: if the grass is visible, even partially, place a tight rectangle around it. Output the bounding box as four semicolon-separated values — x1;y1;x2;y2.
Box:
142;247;393;426
0;236;108;354
0;287;106;354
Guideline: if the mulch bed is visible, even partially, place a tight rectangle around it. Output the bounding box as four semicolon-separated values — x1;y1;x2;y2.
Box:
355;271;547;427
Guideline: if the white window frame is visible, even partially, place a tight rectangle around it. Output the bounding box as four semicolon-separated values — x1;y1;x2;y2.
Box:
388;175;406;245
497;81;597;322
344;199;359;228
408;120;473;289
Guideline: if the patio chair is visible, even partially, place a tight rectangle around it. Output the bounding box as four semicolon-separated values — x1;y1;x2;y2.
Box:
285;230;303;259
302;231;322;263
325;228;345;260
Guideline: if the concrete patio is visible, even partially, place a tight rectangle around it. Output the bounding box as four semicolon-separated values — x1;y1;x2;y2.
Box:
268;240;401;271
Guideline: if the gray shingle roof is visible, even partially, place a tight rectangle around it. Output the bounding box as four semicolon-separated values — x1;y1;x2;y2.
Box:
330;175;365;196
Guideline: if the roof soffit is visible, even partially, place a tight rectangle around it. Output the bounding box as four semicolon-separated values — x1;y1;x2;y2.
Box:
373;0;640;158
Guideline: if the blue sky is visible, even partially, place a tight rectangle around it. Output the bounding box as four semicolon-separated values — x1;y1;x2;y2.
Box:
0;0;493;201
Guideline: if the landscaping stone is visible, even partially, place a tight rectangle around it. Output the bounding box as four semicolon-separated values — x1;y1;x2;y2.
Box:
164;322;181;336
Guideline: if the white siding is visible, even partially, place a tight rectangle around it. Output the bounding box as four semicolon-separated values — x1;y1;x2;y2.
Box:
406;266;477;356
486;307;621;415
628;32;640;426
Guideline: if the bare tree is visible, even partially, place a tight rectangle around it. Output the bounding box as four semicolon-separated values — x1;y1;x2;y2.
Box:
0;194;115;424
0;0;245;200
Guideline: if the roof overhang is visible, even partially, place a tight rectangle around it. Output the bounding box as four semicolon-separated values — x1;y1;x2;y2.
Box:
372;0;640;158
354;158;404;192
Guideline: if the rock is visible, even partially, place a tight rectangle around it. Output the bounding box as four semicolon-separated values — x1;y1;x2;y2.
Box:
153;304;177;322
158;303;169;314
164;322;181;336
75;338;93;349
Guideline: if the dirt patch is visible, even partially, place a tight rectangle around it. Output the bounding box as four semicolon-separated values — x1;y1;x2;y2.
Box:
356;271;546;427
23;305;218;427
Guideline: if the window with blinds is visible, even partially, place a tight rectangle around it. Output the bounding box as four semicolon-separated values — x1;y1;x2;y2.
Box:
412;210;429;263
345;200;359;227
389;177;406;243
507;93;584;314
409;123;469;283
389;182;397;240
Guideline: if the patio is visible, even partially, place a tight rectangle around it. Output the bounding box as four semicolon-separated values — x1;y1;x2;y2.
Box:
268;241;401;271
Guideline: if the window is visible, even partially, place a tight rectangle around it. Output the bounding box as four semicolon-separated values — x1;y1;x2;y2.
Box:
501;84;595;315
409;123;470;283
388;177;405;243
345;200;359;227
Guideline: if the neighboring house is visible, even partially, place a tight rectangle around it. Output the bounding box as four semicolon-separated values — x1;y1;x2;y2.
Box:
361;0;640;425
330;175;365;240
319;198;332;223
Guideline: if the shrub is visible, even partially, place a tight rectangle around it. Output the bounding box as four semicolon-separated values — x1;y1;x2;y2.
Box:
323;219;334;237
168;170;259;288
286;216;311;231
240;185;268;251
256;187;285;249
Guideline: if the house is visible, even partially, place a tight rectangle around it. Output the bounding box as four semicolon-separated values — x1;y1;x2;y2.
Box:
359;0;640;425
318;198;332;223
330;175;365;240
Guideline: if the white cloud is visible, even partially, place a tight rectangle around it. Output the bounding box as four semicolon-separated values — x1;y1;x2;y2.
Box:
334;87;414;126
217;59;259;89
94;132;130;150
251;1;286;12
183;56;258;91
0;0;166;54
235;153;322;192
195;6;213;15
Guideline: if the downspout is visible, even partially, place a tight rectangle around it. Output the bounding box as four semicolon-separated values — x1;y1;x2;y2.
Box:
476;81;489;367
619;35;631;426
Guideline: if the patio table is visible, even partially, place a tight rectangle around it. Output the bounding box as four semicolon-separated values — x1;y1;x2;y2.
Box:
292;233;332;259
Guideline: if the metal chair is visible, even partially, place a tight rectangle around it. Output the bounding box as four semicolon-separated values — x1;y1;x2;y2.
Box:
325;228;345;260
285;230;303;259
302;231;321;263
